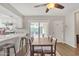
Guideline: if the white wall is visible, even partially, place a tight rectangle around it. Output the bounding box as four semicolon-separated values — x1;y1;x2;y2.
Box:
75;12;79;35
23;15;77;48
65;12;76;48
23;16;65;39
0;5;23;29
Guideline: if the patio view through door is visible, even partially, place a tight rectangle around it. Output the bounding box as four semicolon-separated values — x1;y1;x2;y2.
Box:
30;21;48;39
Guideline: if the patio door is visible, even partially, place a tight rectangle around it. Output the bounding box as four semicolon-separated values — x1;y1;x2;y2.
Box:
40;22;48;38
30;21;48;39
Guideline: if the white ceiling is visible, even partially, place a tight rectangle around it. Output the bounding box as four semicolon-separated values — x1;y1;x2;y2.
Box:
10;3;79;16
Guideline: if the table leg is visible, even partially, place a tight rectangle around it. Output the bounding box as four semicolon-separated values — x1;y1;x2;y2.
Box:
30;46;32;56
25;39;28;52
31;45;34;56
7;48;10;56
32;45;34;56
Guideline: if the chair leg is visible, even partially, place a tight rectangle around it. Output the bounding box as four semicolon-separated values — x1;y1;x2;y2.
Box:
41;53;45;56
19;39;22;51
7;48;10;56
41;50;44;56
25;40;28;52
21;40;24;51
13;46;16;56
19;39;24;52
53;53;56;56
4;48;6;56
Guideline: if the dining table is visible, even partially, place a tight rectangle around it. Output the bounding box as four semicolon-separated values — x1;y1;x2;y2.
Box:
31;38;54;56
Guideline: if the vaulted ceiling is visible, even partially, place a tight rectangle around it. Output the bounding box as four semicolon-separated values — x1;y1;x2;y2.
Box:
10;3;79;16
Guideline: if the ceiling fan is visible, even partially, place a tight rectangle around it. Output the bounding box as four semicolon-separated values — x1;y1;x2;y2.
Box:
34;3;64;13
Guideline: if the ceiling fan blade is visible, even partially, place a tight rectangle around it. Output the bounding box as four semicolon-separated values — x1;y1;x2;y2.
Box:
55;3;64;9
46;8;49;13
34;3;48;7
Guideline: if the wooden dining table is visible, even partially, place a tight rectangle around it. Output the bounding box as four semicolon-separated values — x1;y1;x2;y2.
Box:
31;38;53;56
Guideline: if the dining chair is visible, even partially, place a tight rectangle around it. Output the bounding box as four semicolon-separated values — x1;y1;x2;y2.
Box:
0;43;16;56
42;37;57;56
29;37;43;56
48;35;53;42
19;33;29;53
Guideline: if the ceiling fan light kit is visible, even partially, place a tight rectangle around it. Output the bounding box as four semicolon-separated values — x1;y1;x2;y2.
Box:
34;3;64;13
47;3;55;9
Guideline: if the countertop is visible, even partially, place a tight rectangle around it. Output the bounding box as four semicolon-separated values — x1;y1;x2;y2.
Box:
0;32;26;42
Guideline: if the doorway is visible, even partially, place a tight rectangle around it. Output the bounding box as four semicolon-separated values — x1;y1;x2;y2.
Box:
75;11;79;48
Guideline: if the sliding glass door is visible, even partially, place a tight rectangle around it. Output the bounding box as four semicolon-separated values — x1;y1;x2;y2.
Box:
40;22;48;38
30;22;39;39
30;21;48;39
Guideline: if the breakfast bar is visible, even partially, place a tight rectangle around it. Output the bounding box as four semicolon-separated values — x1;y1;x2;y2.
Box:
0;33;26;42
0;32;26;56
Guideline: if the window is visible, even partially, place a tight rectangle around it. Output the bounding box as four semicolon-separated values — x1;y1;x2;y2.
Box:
30;21;48;39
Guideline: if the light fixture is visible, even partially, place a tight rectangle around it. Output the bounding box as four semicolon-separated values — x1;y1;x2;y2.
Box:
47;3;55;9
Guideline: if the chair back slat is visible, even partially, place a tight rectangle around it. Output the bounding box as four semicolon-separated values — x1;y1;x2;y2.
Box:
52;37;57;54
48;35;53;42
29;36;34;53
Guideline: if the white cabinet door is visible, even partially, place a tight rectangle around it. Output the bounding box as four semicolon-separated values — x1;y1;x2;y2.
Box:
53;20;64;42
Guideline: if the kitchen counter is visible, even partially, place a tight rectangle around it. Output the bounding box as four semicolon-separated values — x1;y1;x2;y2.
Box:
0;32;26;56
0;32;26;42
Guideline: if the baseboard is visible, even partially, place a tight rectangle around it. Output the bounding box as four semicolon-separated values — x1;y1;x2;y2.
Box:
64;42;76;48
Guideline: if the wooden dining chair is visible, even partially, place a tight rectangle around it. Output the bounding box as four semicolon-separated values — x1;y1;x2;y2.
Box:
52;37;57;56
19;34;29;53
48;35;53;42
42;37;57;56
0;43;16;56
29;37;43;56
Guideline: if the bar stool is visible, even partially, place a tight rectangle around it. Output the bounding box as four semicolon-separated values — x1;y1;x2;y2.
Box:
0;46;4;55
19;37;28;53
1;43;16;56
